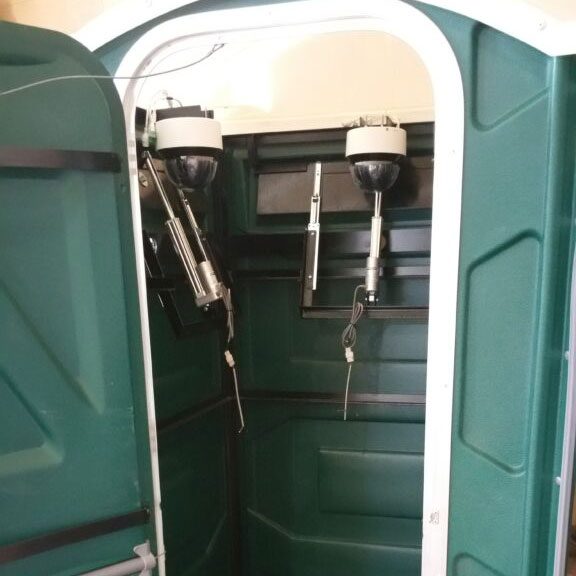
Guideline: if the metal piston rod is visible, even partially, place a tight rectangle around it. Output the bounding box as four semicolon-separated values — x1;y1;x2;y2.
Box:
176;187;226;306
365;191;383;304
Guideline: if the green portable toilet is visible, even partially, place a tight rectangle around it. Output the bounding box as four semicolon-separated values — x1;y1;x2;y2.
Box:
1;2;576;576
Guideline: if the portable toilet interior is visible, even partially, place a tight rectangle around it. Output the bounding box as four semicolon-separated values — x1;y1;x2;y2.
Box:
131;26;437;576
0;2;576;576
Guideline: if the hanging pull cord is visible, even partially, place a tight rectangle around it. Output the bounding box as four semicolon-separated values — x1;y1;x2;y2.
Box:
223;289;245;433
341;285;365;421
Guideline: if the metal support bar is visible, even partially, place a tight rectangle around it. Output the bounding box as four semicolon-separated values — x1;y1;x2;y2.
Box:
302;162;322;306
144;152;208;301
177;189;210;262
143;153;175;218
165;218;206;299
176;188;227;305
78;543;156;576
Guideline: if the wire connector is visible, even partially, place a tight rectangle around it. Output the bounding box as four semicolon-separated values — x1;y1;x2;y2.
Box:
224;349;235;368
345;347;354;363
225;349;245;434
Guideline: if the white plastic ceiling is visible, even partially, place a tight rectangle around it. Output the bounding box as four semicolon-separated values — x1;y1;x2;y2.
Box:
135;31;434;135
71;0;574;135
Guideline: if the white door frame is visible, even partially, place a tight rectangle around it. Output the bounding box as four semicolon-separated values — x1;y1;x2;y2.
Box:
108;2;464;574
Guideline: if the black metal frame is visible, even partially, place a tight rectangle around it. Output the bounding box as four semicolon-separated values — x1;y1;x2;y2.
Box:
227;229;431;259
0;147;121;172
227;231;431;319
241;390;425;405
143;231;223;338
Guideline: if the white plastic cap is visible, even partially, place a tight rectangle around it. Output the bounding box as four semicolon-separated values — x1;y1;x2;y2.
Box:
345;126;407;158
156;117;223;152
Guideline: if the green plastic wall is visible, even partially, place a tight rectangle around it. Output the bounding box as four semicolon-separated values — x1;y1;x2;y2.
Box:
239;404;425;576
142;118;431;576
0;22;156;575
146;289;236;576
157;405;233;576
128;3;576;574
411;6;576;575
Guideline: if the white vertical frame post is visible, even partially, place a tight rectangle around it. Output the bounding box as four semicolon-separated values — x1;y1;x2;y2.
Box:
108;2;464;574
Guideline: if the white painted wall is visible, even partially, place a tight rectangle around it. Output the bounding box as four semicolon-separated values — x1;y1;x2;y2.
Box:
0;0;122;34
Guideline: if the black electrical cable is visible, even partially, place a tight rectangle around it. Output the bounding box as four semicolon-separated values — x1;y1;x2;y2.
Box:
341;284;365;350
341;284;365;420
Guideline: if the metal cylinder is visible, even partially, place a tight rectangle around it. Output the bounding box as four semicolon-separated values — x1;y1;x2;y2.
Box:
365;213;383;303
369;215;383;258
365;255;380;302
198;260;223;302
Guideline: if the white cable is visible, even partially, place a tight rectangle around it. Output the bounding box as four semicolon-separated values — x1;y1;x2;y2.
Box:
343;363;353;421
341;285;365;421
143;89;169;148
0;43;225;98
224;349;245;433
231;366;245;434
221;288;243;432
143;91;183;147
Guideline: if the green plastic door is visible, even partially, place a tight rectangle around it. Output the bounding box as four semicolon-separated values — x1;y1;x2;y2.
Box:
0;21;160;576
